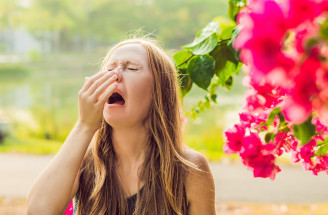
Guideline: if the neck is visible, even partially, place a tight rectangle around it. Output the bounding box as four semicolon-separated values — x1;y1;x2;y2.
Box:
111;125;148;169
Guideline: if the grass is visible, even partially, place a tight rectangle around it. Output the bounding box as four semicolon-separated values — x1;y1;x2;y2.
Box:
0;135;62;155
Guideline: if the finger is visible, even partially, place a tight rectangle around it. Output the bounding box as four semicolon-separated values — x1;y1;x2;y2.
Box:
92;74;118;99
85;77;89;83
80;70;110;93
98;83;118;104
86;72;117;96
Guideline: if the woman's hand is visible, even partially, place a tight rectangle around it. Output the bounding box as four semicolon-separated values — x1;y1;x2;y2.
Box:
77;70;118;132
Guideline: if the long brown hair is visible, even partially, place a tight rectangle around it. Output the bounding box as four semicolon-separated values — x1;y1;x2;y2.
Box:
76;37;197;215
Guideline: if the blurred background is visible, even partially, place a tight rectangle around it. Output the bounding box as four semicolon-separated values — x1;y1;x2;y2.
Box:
1;0;327;214
0;0;244;158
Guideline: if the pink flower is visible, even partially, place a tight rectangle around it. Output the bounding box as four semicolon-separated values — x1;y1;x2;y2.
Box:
223;124;246;154
235;0;290;73
312;116;328;135
247;154;281;180
249;0;289;39
299;139;317;164
239;132;280;180
294;21;319;53
64;201;73;215
282;97;312;124
310;155;328;175
286;0;321;28
239;112;256;126
291;150;301;163
243;89;266;112
240;133;263;159
239;112;268;131
248;37;283;73
224;0;328;178
282;57;320;123
322;0;328;12
274;132;299;156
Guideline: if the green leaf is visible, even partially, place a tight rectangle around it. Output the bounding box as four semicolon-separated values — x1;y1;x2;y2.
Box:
221;26;235;40
173;50;193;68
224;76;233;90
190;110;198;120
265;133;276;144
320;18;328;40
183;21;220;49
198;101;205;112
317;137;328;147
293;116;316;146
183;33;218;55
204;97;211;109
212;16;236;40
218;61;237;85
316;144;328;156
187;55;215;90
267;107;281;126
315;137;328;156
210;94;217;103
278;112;285;123
228;0;246;22
210;43;239;84
177;69;193;97
227;26;241;62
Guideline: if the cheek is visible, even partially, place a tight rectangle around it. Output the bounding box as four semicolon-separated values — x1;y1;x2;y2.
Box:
132;84;152;103
128;76;153;106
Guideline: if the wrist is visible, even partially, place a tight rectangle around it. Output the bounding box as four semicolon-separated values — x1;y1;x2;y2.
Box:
75;121;99;134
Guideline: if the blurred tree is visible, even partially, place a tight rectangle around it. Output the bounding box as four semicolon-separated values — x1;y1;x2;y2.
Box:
0;0;25;52
15;0;228;51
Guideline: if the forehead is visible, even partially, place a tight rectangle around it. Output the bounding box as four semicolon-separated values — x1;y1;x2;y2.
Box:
107;43;148;66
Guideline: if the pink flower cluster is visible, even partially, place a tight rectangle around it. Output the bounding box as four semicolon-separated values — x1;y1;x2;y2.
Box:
224;109;328;179
225;0;328;179
292;117;328;175
235;0;328;124
223;116;282;180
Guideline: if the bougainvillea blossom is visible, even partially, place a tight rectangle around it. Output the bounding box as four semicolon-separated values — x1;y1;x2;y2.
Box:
225;0;328;179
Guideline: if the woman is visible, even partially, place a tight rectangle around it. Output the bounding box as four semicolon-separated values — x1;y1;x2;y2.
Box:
27;38;216;215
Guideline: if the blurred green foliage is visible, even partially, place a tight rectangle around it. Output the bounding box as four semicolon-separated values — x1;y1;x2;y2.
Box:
0;63;30;79
0;0;246;159
0;52;245;159
0;135;62;154
174;19;242;119
0;0;228;51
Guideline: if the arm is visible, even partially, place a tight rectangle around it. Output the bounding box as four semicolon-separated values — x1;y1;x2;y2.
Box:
27;70;119;215
185;149;216;215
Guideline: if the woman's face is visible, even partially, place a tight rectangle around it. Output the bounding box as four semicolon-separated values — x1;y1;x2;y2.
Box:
103;43;154;128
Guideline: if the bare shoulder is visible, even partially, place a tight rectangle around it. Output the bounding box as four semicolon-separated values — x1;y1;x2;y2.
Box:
183;146;216;214
184;146;210;170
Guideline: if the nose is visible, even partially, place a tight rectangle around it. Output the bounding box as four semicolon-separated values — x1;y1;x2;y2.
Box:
112;68;122;82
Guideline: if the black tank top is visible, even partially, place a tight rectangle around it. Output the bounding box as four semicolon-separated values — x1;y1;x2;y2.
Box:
126;186;144;215
127;185;188;215
74;185;187;214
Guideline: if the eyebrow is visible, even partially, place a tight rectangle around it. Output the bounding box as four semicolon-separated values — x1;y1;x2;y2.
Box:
107;60;142;68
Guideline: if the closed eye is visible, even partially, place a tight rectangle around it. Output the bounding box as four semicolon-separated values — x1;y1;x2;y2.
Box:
128;68;138;71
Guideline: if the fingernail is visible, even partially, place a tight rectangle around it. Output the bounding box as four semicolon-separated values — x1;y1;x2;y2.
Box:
85;77;89;82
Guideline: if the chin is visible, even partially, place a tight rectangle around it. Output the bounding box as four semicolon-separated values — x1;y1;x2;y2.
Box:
103;114;124;127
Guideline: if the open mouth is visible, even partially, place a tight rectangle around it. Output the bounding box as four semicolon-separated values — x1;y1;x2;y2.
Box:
108;92;125;105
